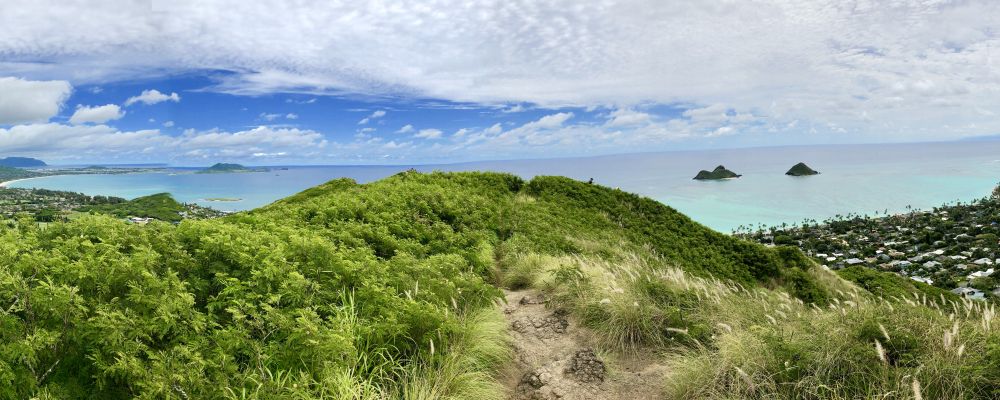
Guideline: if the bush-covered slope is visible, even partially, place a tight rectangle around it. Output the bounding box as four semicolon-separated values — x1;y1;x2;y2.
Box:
78;192;187;222
0;166;39;183
1;171;996;399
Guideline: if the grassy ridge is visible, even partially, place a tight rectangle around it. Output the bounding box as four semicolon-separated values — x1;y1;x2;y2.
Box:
0;171;992;398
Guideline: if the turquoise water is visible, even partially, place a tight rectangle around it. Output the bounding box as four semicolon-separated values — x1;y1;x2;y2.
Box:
10;141;1000;233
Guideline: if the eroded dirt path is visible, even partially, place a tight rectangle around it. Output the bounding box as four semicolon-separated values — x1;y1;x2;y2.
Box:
502;290;670;400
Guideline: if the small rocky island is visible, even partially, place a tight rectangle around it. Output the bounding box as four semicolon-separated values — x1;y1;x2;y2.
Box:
197;163;265;174
785;162;820;176
693;165;741;180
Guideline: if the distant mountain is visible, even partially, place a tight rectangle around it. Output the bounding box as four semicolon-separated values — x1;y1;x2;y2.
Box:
786;162;820;176
197;163;256;174
693;165;741;180
0;157;46;168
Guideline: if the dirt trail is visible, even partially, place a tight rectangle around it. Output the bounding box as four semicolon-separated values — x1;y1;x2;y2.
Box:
502;290;670;400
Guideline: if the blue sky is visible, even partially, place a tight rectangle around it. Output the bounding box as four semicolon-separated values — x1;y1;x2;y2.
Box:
1;1;999;165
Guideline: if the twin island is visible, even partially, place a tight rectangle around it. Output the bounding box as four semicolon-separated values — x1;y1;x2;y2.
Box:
693;162;820;180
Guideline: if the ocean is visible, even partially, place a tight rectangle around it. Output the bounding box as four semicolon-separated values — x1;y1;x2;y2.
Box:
9;141;1000;233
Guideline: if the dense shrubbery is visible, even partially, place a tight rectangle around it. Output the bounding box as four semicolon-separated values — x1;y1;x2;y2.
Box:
2;171;983;398
836;265;956;301
1;173;518;398
77;193;188;222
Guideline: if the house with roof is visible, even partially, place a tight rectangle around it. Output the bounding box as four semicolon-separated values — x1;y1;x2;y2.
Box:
968;268;995;280
951;287;987;301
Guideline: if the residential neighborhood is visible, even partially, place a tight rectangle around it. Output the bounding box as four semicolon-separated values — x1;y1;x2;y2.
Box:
739;186;1000;301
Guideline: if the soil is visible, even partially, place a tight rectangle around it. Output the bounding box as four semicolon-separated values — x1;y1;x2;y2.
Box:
502;290;670;400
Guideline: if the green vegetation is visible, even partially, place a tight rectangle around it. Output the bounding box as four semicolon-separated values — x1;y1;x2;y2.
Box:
2;171;999;399
693;165;741;180
78;192;221;222
739;186;1000;297
786;162;819;176
198;163;259;174
0;188;126;220
0;166;40;183
836;266;956;300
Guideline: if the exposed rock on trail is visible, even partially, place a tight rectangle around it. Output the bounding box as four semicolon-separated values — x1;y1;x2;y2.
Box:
503;290;669;400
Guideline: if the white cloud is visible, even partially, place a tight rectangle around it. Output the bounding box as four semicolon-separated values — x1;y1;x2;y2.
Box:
124;89;180;106
69;104;125;124
259;113;281;121
707;126;735;137
0;122;326;162
396;124;414;133
484;123;503;135
605;108;652;127
414;128;442;139
259;112;298;121
520;112;573;130
163;120;175;127
383;140;408;149
358;109;386;125
501;104;526;113
4;1;1000;144
0;77;72;124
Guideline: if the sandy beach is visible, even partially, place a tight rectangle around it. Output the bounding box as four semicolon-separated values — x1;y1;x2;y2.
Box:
0;177;46;188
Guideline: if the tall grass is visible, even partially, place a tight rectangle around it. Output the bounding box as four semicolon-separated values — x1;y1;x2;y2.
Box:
513;242;1000;399
401;307;512;400
664;284;1000;399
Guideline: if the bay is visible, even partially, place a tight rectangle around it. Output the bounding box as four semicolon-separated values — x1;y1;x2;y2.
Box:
10;141;1000;233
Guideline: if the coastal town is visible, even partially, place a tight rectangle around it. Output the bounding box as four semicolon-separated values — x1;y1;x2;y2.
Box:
0;158;227;223
0;187;226;222
739;185;1000;301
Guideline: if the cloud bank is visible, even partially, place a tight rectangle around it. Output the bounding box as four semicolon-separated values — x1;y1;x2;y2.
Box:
1;1;999;161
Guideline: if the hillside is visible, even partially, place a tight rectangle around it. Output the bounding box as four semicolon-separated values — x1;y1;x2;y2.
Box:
0;156;47;168
1;172;997;399
0;166;40;183
197;162;257;174
76;192;225;222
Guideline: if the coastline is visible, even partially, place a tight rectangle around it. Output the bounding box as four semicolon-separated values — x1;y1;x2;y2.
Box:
0;176;48;188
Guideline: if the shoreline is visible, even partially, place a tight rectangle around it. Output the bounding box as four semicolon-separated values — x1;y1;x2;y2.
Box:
0;176;50;188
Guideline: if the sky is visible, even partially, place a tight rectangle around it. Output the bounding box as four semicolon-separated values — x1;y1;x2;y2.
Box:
0;0;999;165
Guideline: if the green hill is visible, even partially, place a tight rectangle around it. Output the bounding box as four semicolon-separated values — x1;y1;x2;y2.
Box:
197;162;254;173
786;162;820;176
199;162;248;173
78;192;187;222
0;171;995;399
0;166;39;183
694;165;741;180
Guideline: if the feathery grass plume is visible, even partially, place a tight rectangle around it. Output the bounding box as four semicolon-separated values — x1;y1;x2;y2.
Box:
874;340;887;364
878;323;891;342
912;378;923;400
734;366;754;390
